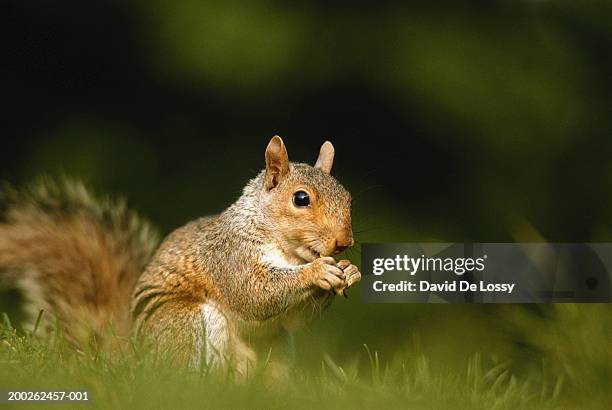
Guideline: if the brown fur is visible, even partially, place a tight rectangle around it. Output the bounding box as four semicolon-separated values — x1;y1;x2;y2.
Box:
0;178;158;344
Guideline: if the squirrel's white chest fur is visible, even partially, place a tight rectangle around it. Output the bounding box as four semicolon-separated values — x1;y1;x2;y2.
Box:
259;244;306;267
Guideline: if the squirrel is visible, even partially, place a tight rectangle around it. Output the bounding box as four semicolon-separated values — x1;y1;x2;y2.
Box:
0;136;360;378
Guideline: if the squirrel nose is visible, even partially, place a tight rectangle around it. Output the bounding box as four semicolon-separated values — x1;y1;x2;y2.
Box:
333;236;354;255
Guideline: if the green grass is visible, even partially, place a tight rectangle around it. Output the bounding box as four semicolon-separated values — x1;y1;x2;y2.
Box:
1;304;610;409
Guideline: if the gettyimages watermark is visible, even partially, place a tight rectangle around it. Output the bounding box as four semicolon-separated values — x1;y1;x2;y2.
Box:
361;243;612;303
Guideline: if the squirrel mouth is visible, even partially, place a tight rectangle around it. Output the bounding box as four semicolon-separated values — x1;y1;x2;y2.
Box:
301;247;321;262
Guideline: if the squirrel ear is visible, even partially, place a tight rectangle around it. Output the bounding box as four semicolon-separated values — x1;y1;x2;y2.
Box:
264;135;289;190
314;141;335;174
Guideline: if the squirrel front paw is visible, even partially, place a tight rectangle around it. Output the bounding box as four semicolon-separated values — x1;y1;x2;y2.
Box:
307;257;347;295
336;259;361;297
336;260;361;288
306;257;362;297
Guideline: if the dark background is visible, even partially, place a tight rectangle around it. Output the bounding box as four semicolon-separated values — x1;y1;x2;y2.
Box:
4;0;612;394
6;0;612;242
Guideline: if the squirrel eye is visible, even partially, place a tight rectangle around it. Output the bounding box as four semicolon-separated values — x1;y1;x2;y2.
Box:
293;191;310;207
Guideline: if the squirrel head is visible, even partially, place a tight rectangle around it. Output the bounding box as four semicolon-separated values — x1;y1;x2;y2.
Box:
257;136;354;262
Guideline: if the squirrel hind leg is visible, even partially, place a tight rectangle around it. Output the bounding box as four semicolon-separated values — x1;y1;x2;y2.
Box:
199;302;256;382
198;302;230;370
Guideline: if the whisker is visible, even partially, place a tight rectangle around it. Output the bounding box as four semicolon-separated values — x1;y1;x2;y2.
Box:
351;184;385;200
348;247;361;256
352;225;395;234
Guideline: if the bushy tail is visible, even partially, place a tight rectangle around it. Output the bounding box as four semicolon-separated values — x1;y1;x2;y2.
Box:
0;178;159;344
